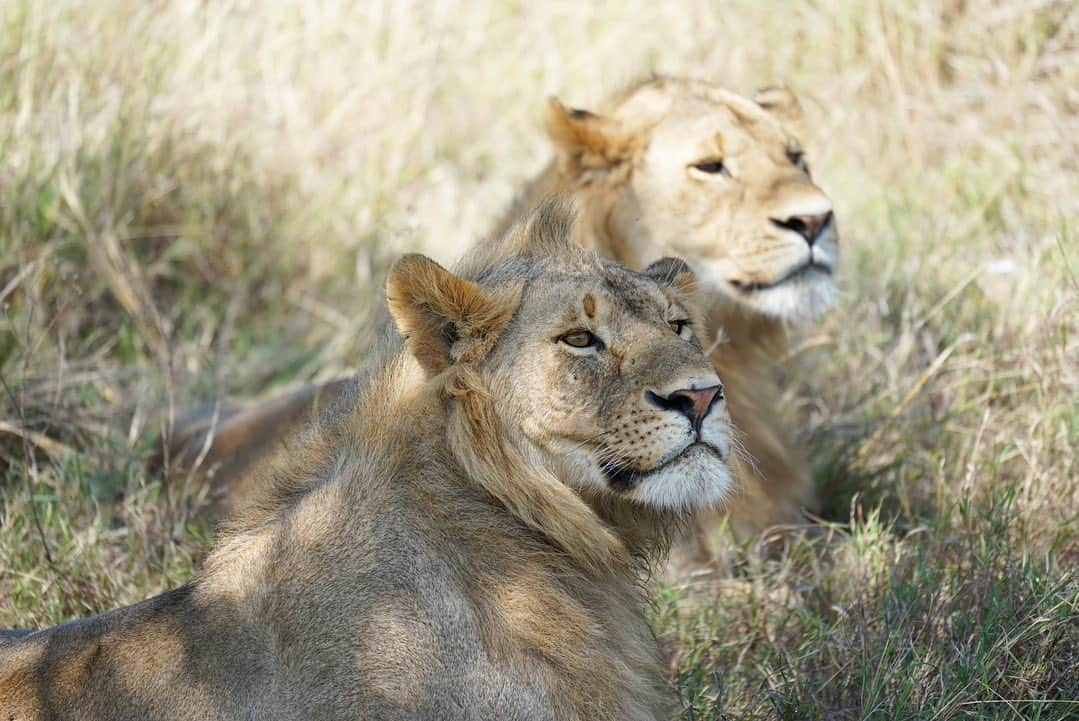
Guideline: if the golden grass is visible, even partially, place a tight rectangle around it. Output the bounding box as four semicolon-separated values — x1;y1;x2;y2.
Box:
1;1;1076;718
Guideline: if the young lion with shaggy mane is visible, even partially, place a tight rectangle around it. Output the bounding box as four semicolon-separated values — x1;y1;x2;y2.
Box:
1;203;734;721
163;76;838;561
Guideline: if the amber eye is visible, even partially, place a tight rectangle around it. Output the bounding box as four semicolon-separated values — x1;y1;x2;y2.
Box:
691;160;728;176
559;330;599;349
669;319;691;337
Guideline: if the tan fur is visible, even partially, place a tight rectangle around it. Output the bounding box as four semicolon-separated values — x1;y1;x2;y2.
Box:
161;75;838;562
0;202;733;720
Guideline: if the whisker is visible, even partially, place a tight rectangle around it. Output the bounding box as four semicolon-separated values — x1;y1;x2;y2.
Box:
599;453;635;475
726;430;758;475
560;429;615;456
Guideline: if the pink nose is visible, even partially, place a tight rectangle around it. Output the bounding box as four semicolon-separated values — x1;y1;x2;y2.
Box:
647;385;724;432
771;210;832;245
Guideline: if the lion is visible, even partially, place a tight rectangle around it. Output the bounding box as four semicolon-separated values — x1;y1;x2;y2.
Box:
163;75;837;557
1;202;734;721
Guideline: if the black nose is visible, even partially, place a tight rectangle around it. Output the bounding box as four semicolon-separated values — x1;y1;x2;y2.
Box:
770;210;832;246
646;385;724;433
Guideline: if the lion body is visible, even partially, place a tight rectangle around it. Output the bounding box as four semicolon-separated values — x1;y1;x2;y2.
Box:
1;414;664;720
0;432;666;720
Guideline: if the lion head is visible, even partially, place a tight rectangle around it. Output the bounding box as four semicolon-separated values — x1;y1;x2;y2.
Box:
546;76;838;321
387;202;733;532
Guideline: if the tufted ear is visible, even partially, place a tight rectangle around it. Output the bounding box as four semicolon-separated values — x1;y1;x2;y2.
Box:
386;254;517;376
643;256;696;297
752;85;804;123
545;97;642;186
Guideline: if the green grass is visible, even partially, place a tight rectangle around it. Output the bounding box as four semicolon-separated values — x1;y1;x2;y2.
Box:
1;1;1076;718
659;492;1077;719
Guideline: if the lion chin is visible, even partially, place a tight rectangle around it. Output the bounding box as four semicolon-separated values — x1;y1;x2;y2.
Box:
709;263;840;322
748;271;840;321
626;444;734;513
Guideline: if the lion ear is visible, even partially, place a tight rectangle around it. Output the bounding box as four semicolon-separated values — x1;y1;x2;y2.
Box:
545;97;640;185
752;85;804;123
386;254;516;376
642;257;696;296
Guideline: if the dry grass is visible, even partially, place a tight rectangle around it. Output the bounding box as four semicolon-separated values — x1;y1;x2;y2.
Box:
1;1;1076;718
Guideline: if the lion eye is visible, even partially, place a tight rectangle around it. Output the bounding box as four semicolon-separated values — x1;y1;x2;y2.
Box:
690;160;729;176
787;150;809;174
669;319;691;338
559;330;599;349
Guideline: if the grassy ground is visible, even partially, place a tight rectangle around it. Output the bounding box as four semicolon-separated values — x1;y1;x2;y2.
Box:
1;1;1076;718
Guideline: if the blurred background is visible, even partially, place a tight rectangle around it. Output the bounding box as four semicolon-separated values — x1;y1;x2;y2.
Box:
1;1;1076;718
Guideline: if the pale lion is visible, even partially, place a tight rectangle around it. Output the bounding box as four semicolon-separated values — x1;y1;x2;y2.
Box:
1;203;732;720
164;75;837;556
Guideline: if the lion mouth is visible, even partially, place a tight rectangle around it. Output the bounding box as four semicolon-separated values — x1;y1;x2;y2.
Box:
602;442;725;490
729;261;832;293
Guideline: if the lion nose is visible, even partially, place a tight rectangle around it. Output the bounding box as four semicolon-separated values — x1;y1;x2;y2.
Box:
770;210;832;246
646;385;724;433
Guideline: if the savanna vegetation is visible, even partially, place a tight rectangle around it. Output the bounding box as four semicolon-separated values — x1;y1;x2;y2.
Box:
1;1;1076;718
